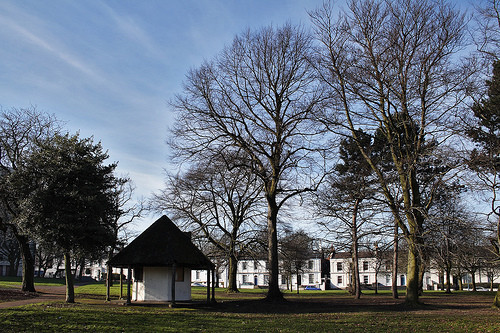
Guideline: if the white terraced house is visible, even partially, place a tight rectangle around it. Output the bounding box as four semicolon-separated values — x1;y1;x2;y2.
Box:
192;257;329;290
192;252;499;291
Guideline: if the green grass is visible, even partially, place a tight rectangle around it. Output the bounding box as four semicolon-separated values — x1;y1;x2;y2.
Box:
74;283;122;299
0;298;498;332
1;279;499;332
0;276;65;289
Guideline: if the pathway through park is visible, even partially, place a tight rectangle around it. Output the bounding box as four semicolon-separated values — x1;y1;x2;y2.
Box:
0;285;67;309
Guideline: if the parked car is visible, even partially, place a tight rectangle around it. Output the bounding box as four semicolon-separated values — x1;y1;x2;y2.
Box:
191;282;206;287
304;285;321;290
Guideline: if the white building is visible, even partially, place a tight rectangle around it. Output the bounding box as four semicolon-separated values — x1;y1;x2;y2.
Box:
329;252;407;289
192;257;328;290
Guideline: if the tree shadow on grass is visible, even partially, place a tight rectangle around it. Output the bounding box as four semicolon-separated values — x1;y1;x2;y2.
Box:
206;293;494;314
121;291;495;315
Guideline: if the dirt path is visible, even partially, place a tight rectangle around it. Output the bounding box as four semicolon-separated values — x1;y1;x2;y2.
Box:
0;285;67;309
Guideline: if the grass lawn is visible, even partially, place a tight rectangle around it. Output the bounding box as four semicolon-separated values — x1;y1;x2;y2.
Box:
1;280;499;332
0;276;65;289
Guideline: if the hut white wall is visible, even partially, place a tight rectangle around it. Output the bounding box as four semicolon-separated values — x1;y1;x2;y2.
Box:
133;266;191;301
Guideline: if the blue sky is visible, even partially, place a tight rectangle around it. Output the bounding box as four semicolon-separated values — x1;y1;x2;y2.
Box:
0;0;473;232
0;0;326;231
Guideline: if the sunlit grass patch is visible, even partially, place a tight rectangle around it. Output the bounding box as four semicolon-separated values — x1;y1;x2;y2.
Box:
0;276;66;288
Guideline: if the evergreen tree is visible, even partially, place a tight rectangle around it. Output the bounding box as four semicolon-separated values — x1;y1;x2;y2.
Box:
9;133;118;303
467;61;500;307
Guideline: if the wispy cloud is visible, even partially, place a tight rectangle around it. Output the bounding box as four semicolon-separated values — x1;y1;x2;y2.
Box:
0;2;107;85
99;2;165;59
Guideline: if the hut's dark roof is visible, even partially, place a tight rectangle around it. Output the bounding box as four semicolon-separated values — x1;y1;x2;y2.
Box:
108;215;214;269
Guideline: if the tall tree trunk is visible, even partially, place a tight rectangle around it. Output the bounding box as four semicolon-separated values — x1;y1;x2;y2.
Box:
471;271;477;291
352;198;361;299
15;233;36;292
8;260;17;277
227;253;239;292
64;252;75;303
77;257;85;281
265;195;283;302
494;289;500;308
418;259;426;296
445;264;451;293
406;243;420;305
296;270;300;295
392;221;399;299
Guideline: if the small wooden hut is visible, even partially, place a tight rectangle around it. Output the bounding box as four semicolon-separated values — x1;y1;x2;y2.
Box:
108;215;215;305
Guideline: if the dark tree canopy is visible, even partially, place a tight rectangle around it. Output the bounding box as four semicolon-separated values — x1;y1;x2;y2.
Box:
466;61;500;307
0;106;61;292
8;133;119;302
468;61;500;177
11;134;117;256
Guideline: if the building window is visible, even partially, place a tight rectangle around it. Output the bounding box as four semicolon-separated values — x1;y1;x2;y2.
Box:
363;275;369;284
385;275;390;285
363;261;369;271
308;274;314;284
264;275;269;285
337;275;342;285
242;262;247;270
195;271;200;280
265;261;270;269
254;261;258;270
281;275;286;285
308;260;314;269
242;275;248;283
337;262;343;272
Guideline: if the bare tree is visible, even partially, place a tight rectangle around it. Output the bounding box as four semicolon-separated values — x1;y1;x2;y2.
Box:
425;187;471;293
0;106;61;292
279;229;313;294
0;228;21;276
170;24;325;301
34;241;60;278
473;0;500;62
310;0;471;305
110;178;144;251
105;177;143;299
152;153;263;293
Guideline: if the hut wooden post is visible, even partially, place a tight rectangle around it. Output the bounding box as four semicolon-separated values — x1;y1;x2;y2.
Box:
120;268;124;299
171;263;176;307
106;264;111;301
126;266;132;305
206;267;211;304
